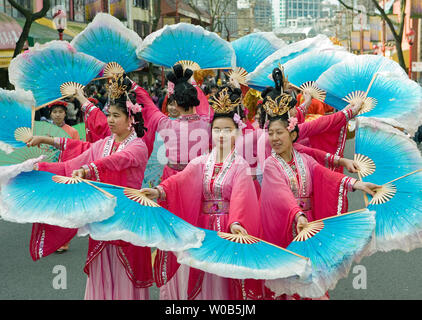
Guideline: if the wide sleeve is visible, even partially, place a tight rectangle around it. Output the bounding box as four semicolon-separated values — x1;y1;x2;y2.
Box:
133;83;168;157
260;158;303;248
81;101;111;143
159;156;204;225
135;84;166;131
37;140;99;176
84;140;148;182
57;137;92;162
298;109;352;140
308;156;356;221
194;86;212;121
294;142;339;169
226;162;261;236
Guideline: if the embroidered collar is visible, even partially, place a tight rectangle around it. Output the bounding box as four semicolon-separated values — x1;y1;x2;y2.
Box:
272;149;307;198
102;131;137;157
203;148;236;200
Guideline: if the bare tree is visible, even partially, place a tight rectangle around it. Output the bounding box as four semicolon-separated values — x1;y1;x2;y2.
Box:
188;0;236;32
8;0;51;59
338;0;407;71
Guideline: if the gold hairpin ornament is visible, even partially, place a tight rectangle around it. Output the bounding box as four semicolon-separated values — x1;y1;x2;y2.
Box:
262;94;292;117
106;73;127;100
209;87;241;114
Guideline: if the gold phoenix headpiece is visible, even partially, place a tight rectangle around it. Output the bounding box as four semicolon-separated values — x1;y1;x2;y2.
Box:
262;93;293;117
209;87;241;114
106;73;127;101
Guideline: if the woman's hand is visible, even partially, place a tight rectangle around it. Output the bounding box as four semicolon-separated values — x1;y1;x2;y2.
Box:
339;158;360;173
26;136;49;147
71;168;87;179
303;91;312;105
230;223;248;235
345;99;364;117
296;215;309;234
139;188;159;200
74;87;89;105
353;181;380;197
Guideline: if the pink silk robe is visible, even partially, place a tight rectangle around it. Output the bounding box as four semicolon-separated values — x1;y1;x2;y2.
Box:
33;132;154;291
155;149;262;300
260;150;354;249
260;149;354;299
137;85;211;180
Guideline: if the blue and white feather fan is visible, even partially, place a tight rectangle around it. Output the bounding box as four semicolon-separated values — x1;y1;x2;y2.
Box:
78;182;205;252
0;171;117;228
365;170;422;255
0;88;34;153
246;34;338;91
176;228;312;281
71;12;146;74
354;118;422;254
265;209;376;298
315;55;414;126
231;32;286;74
136;23;235;70
9;41;105;107
355;117;422;184
283;49;355;89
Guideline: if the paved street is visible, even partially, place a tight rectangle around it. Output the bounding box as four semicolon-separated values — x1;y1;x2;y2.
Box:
1;139;422;300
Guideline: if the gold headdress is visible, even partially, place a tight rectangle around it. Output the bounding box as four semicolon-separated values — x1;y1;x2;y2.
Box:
262;93;293;117
106;73;127;101
209;87;241;114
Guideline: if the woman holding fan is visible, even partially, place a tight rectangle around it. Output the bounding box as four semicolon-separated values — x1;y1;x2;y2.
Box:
26;75;153;300
258;68;379;300
141;86;262;300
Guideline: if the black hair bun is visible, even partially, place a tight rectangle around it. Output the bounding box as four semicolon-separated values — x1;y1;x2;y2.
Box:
165;64;199;110
166;64;193;85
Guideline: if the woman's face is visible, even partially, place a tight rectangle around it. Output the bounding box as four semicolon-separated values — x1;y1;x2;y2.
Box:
107;105;131;136
212;117;238;151
268;120;296;155
167;101;180;118
50;107;66;126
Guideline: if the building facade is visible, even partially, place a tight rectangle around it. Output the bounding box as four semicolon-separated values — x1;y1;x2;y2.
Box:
272;0;323;29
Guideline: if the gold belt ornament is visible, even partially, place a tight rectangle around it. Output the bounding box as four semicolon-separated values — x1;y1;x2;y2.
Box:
202;200;230;215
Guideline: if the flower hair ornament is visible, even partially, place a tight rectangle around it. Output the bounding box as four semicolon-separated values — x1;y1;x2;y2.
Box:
233;113;247;130
125;91;142;130
167;81;175;97
287;116;298;132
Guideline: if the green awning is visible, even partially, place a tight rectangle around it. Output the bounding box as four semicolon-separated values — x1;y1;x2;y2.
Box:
15;18;73;46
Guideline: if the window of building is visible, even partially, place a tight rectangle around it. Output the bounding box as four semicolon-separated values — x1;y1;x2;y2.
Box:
133;0;149;9
133;19;150;38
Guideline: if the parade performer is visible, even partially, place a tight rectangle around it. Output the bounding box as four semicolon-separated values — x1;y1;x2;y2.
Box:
258;76;379;300
26;76;153;300
137;63;210;182
141;86;261;300
30;101;81;254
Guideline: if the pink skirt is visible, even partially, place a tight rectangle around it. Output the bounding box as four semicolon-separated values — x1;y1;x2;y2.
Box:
159;264;229;300
84;244;150;300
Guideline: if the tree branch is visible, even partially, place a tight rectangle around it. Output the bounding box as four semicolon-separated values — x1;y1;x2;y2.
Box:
32;0;51;21
7;0;31;18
